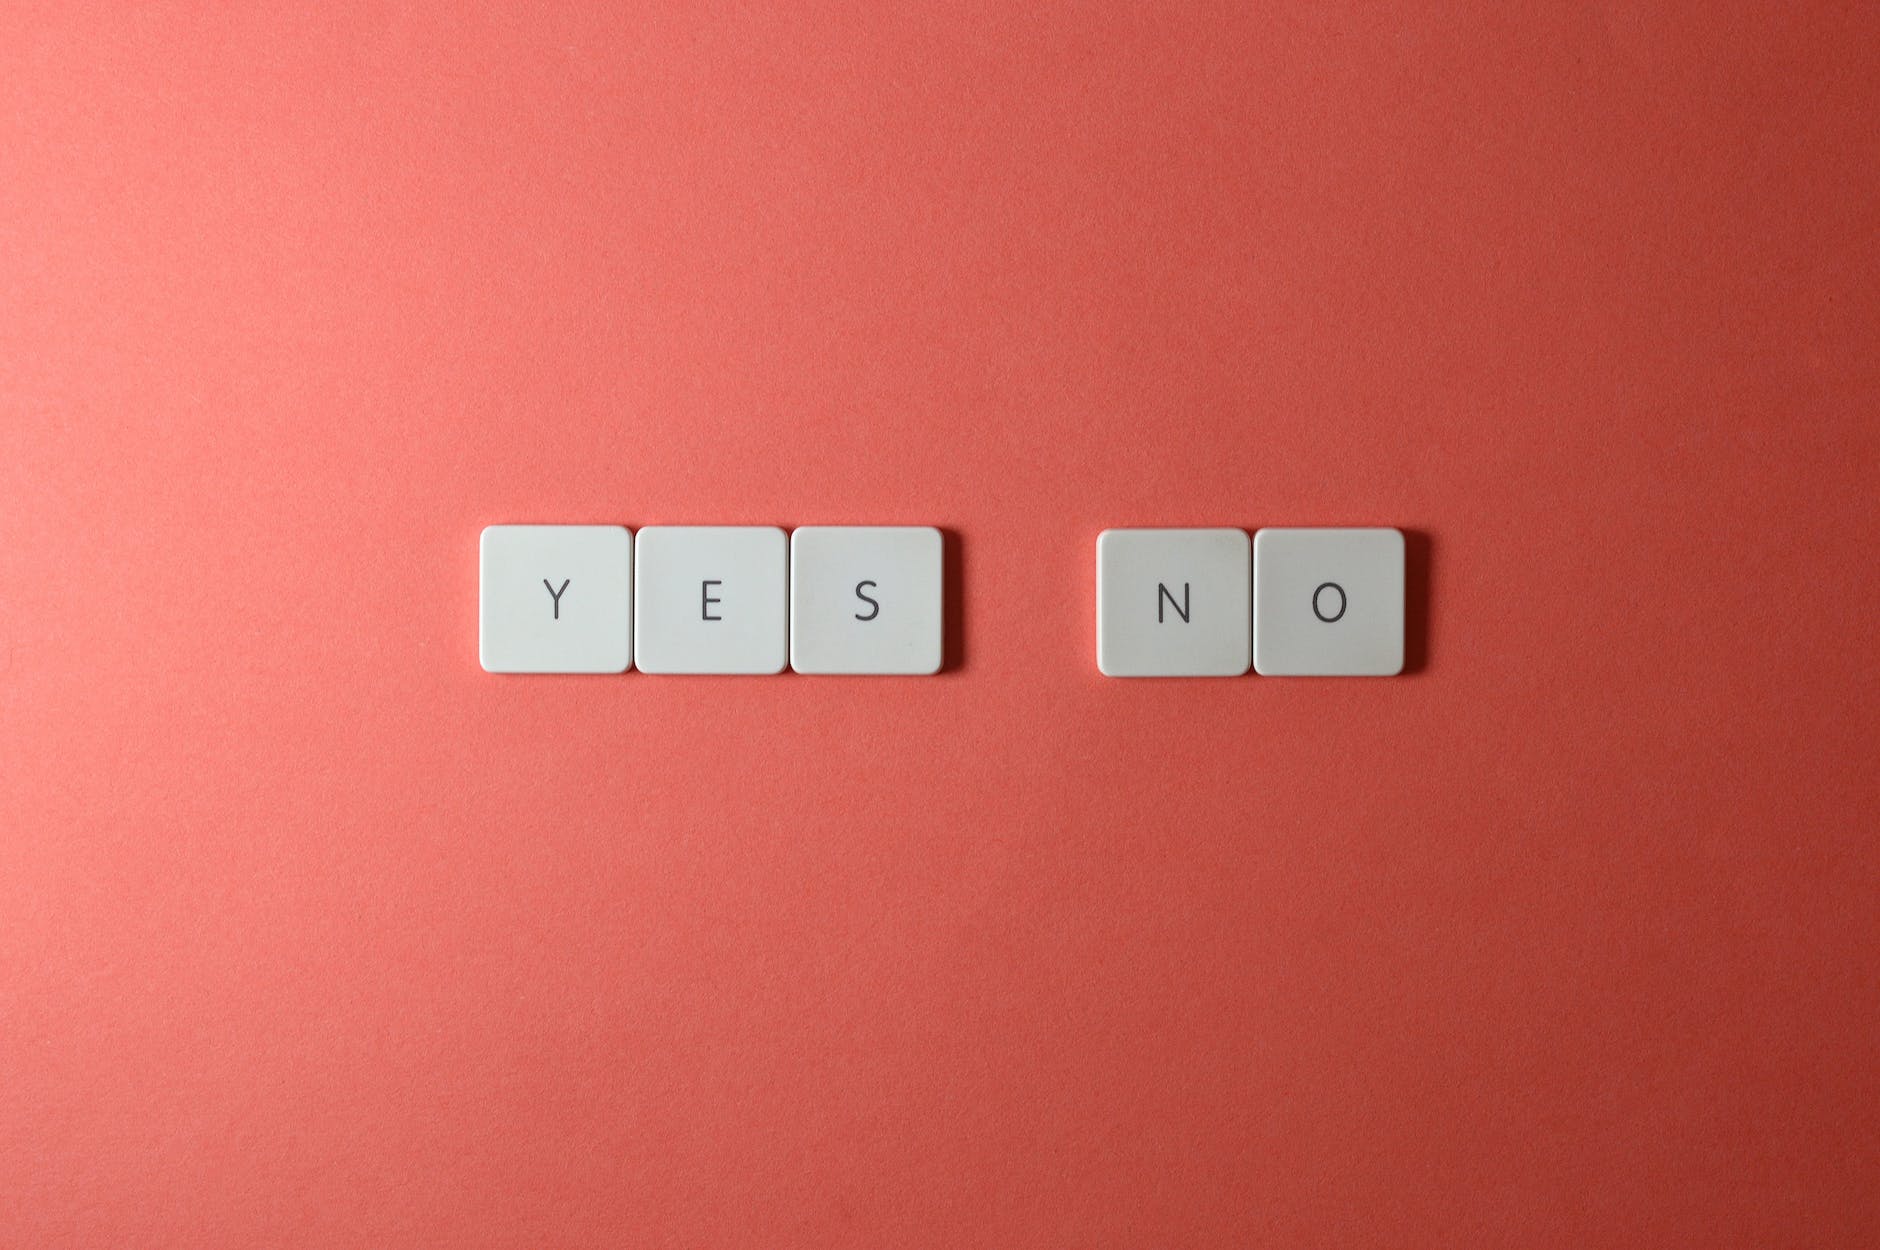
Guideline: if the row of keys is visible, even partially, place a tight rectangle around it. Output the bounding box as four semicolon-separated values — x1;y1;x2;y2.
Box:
480;525;1404;677
480;525;941;674
1097;527;1403;676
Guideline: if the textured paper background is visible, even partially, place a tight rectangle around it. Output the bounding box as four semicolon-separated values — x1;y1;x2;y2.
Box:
3;4;1877;1246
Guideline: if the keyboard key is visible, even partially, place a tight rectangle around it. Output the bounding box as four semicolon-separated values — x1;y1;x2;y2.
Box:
634;526;788;674
479;525;632;673
1253;527;1404;676
1096;528;1252;677
789;526;943;675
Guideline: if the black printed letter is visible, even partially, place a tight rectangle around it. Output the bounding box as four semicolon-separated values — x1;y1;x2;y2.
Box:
854;579;880;621
702;580;723;621
544;578;570;620
1157;581;1190;624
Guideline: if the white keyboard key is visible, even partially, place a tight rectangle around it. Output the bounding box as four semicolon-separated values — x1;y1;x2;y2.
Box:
634;526;788;674
1096;528;1251;677
789;526;943;675
479;525;632;673
1253;527;1404;676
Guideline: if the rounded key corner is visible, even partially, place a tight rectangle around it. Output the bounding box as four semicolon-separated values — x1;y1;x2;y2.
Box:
1215;652;1254;679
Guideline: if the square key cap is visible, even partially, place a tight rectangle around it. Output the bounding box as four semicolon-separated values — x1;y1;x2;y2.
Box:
790;526;943;675
1096;528;1252;677
634;526;788;674
1252;527;1404;676
479;525;632;673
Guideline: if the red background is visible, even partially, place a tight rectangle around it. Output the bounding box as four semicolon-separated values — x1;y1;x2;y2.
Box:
3;4;1877;1246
